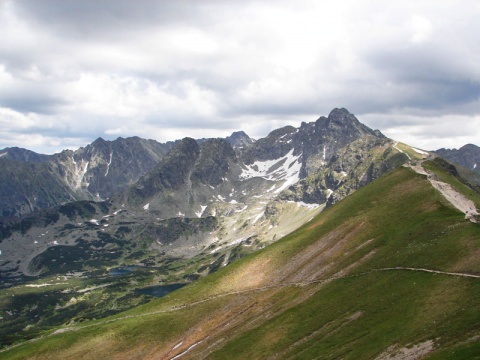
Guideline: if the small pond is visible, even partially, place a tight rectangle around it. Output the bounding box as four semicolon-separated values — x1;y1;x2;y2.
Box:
108;266;137;276
136;283;186;298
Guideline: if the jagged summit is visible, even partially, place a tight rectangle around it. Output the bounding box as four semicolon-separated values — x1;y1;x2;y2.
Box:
434;143;480;173
0;108;394;219
225;130;254;149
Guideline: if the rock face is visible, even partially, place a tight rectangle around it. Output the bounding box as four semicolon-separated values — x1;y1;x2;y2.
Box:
53;136;176;200
0;158;77;217
434;144;480;174
0;147;51;163
0;108;410;280
116;108;401;219
0;137;176;218
225;131;254;150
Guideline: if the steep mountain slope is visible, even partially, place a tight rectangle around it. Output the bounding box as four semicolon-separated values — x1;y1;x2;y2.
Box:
0;137;175;218
51;136;176;200
0;158;78;218
0;147;51;163
435;143;480;174
0;109;414;348
224;130;254;149
3;158;479;359
0;109;405;282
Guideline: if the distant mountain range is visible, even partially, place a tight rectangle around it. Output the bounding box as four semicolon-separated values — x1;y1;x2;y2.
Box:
0;109;406;219
434;143;480;174
0;137;177;218
1;108;407;280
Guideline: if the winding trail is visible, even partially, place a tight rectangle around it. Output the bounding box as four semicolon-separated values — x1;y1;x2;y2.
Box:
405;159;479;222
1;266;479;355
394;141;478;222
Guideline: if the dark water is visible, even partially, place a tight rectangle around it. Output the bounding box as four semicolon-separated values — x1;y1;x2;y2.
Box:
136;283;186;298
108;266;135;276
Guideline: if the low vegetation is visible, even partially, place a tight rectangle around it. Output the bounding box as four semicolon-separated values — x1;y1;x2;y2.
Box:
2;162;479;359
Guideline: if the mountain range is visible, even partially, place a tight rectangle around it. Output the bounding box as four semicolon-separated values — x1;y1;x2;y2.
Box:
0;108;479;358
434;144;480;174
0;108;407;281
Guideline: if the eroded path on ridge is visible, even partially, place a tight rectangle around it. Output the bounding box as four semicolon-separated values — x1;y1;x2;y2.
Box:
406;160;479;222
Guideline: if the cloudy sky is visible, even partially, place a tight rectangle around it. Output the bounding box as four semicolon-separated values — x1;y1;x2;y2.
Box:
1;0;479;154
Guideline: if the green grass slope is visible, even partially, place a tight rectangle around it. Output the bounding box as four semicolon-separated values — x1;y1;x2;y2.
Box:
2;164;480;360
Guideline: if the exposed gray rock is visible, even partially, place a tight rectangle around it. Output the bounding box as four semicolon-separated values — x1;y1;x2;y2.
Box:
0;137;176;218
434;144;480;174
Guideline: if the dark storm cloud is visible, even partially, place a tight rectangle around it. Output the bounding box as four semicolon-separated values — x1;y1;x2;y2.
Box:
0;95;65;114
365;47;480;111
14;0;203;35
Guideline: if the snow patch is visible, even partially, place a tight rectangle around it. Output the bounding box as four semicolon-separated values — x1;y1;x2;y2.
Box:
113;209;122;215
229;237;246;246
25;283;67;288
104;152;113;176
235;205;248;213
240;149;302;188
327;189;333;198
143;203;150;211
89;219;99;225
77;283;112;293
474;163;477;169
177;211;185;217
412;147;429;155
252;211;264;223
195;205;207;218
340;171;347;177
210;247;221;254
274;153;302;194
266;184;277;192
393;142;411;160
297;201;320;210
71;158;90;189
229;199;238;204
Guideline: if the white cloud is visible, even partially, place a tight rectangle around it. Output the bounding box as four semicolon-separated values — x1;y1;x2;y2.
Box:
410;14;433;44
0;0;479;153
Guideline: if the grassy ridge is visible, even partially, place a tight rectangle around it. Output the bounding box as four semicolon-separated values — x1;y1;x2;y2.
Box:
3;166;480;359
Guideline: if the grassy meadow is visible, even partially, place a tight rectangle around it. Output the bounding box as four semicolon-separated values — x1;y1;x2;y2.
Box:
2;164;480;359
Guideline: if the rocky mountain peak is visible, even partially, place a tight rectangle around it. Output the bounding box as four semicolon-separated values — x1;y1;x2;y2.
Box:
225;131;254;149
328;107;355;123
171;137;200;157
193;139;237;187
125;137;200;202
460;143;480;152
92;137;107;144
0;147;51;163
434;143;480;173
